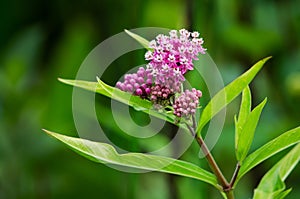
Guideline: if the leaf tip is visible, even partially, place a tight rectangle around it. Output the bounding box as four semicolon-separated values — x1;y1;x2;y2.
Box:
42;128;52;135
57;77;66;83
42;129;65;141
57;78;72;85
124;29;132;36
96;76;101;83
262;56;272;63
262;97;268;105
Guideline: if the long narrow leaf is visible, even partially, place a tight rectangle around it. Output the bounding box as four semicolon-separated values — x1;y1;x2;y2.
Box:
237;86;252;127
237;126;300;182
58;78;182;129
236;98;267;162
253;143;300;199
196;57;271;134
124;29;151;50
235;86;251;150
44;129;218;188
59;77;151;108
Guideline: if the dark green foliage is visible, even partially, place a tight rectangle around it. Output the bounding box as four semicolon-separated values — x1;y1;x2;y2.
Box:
1;0;300;198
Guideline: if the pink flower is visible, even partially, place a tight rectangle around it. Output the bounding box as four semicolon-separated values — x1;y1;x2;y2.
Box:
145;29;206;75
146;63;184;93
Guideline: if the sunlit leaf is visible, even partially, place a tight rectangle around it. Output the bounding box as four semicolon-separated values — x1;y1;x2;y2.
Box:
236;126;300;182
59;77;152;109
44;129;218;188
253;143;300;199
253;187;291;199
235;86;251;159
58;78;184;129
196;57;271;134
236;98;267;162
235;86;251;151
124;29;151;51
237;86;252;125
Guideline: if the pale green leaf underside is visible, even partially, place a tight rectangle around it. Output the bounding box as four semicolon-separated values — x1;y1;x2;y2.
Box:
58;78;184;129
237;126;300;182
58;77;151;109
124;29;151;51
44;129;218;187
253;143;300;199
196;57;271;134
236;98;267;162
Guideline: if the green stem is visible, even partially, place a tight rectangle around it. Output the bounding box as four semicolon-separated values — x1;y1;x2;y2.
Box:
225;190;235;199
186;119;235;199
195;134;230;190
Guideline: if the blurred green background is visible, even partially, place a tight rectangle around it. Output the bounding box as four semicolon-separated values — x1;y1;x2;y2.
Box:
1;0;300;198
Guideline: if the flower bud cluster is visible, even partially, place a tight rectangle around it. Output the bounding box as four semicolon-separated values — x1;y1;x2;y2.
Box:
173;88;202;118
116;67;152;98
150;84;173;106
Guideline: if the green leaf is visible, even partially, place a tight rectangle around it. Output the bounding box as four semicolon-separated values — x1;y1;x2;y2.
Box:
196;57;271;134
238;86;252;123
235;86;252;153
253;188;291;199
124;29;151;51
238;86;252;124
44;129;218;188
58;77;183;129
253;143;300;199
59;77;152;109
236;126;300;182
236;98;267;162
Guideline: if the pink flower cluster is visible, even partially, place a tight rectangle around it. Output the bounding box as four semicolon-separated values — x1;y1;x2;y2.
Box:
173;88;202;118
147;63;184;93
145;29;206;74
145;29;205;92
116;29;205;118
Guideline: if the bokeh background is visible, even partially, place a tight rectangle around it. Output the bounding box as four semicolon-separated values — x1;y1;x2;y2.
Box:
1;0;300;198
